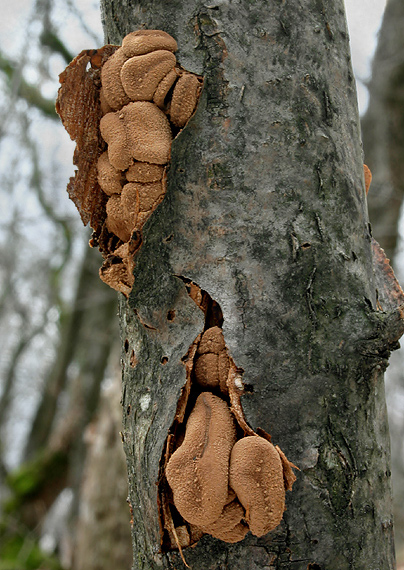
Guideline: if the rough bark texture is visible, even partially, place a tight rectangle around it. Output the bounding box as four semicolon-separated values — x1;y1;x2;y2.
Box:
100;1;404;568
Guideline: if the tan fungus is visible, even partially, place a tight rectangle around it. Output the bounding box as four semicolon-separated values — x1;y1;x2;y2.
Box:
124;101;172;164
197;326;226;355
194;351;230;393
170;72;201;127
229;436;285;537
153;68;181;109
97;152;123;195
123;181;165;212
99;111;132;171
197;500;248;544
99;87;114;115
122;29;178;58
126;162;164;183
120;50;177;102
100;48;130;111
165;392;237;527
100;102;172;169
106;184;139;242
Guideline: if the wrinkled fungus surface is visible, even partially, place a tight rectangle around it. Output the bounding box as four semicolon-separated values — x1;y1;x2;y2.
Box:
230;436;286;536
166;392;237;527
56;30;203;296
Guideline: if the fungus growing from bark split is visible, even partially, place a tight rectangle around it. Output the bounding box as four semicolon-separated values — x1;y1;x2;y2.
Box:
56;29;203;296
161;283;297;553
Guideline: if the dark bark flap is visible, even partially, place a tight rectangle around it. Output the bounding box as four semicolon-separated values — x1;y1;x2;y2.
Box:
372;237;404;314
56;46;118;230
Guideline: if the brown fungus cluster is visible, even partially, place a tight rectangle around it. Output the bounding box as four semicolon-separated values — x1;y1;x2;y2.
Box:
159;283;297;556
56;30;203;296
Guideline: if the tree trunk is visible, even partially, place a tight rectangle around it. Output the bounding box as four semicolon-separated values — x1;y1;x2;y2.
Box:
100;1;404;568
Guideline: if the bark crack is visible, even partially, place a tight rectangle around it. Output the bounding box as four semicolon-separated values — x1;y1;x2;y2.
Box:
158;278;297;558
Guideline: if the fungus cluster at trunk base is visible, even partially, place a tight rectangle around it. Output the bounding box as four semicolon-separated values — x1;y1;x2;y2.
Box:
56;30;203;296
159;281;297;559
56;30;297;558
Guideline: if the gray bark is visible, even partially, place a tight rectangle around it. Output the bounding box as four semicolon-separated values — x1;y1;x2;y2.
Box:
100;1;404;568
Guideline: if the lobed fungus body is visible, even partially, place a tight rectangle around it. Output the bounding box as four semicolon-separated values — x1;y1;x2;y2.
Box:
197;326;226;354
97;152;123;195
100;102;172;169
229;436;286;537
126;162;164;183
163;304;296;549
121;29;178;57
170;73;201;128
153;68;181;110
101;49;131;111
56;28;203;297
193;352;230;393
120;50;177;101
165;392;237;527
194;327;230;393
106;184;140;242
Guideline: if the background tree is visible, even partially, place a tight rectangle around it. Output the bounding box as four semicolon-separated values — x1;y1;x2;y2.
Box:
0;1;132;567
97;0;404;568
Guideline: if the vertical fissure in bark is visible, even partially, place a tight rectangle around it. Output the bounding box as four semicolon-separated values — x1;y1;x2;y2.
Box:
158;278;296;559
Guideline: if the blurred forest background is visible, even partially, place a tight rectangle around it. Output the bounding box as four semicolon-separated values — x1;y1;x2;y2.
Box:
0;0;403;568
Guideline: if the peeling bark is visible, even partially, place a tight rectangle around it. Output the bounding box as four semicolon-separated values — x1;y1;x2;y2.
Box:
99;0;404;568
